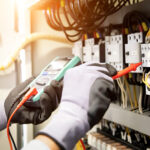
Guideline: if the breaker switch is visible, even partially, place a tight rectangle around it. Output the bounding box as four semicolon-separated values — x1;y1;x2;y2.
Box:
126;51;129;55
142;53;145;57
108;52;111;55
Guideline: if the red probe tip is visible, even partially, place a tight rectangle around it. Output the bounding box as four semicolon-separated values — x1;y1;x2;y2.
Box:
112;62;142;80
130;62;142;71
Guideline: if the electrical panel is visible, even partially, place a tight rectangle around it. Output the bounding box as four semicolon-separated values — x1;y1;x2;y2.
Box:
71;4;150;149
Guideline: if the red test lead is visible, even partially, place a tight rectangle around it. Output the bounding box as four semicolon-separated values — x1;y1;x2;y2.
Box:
7;87;38;150
112;62;142;80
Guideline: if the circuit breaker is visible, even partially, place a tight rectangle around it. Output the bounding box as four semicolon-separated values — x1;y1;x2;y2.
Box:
83;46;92;62
105;35;124;71
92;44;100;62
125;32;143;73
83;38;101;62
141;44;150;67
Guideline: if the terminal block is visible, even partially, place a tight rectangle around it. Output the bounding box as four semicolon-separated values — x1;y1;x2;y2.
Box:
125;32;143;73
141;44;150;67
85;38;95;47
105;35;124;71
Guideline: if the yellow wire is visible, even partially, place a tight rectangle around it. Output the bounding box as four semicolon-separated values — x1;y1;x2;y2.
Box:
142;71;150;89
124;76;134;109
133;85;138;108
76;140;84;150
125;127;130;135
0;33;72;71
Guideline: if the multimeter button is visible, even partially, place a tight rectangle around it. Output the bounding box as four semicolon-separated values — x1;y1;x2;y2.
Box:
36;81;46;86
36;77;49;86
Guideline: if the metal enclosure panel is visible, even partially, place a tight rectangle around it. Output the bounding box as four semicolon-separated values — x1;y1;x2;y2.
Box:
104;104;150;136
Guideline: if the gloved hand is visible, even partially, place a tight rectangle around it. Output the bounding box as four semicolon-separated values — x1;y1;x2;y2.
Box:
37;62;117;150
4;77;62;125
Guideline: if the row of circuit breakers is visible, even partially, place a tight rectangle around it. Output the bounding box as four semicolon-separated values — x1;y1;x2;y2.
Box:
72;32;150;92
73;32;149;72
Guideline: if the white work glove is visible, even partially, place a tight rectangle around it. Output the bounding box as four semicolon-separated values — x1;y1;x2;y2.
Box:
36;62;117;150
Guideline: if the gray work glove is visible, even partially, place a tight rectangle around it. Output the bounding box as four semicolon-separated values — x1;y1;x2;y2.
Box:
37;62;117;150
4;77;62;125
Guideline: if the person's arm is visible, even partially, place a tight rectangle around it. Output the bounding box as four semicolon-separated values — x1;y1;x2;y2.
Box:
21;135;59;150
36;135;60;150
0;99;7;131
22;62;117;150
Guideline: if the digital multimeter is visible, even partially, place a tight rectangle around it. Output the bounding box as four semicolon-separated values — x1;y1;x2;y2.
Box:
24;56;81;107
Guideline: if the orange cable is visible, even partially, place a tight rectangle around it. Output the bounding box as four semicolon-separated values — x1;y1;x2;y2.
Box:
7;87;38;150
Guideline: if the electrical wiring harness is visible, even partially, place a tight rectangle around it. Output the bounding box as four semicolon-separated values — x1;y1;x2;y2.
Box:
122;10;150;34
45;0;132;42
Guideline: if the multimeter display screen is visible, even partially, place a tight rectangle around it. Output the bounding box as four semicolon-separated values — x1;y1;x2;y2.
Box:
45;59;69;72
51;60;68;70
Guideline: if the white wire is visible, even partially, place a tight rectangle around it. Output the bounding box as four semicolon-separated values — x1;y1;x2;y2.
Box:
117;78;128;109
138;86;143;114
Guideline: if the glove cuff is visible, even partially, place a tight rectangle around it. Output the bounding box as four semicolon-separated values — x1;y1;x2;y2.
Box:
0;99;7;131
37;101;90;150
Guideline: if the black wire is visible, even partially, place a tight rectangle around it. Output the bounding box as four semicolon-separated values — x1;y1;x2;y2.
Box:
45;0;130;42
123;10;150;33
9;129;18;150
44;10;61;31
